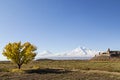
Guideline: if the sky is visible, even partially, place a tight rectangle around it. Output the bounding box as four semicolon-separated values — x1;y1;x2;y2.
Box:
0;0;120;59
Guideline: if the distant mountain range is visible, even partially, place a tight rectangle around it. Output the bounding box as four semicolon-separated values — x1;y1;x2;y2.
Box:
36;47;100;60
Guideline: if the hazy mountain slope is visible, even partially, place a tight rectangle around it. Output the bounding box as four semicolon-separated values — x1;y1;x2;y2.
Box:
36;47;99;60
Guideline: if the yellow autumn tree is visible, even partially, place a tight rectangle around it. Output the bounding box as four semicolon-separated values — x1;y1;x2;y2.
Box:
2;42;37;69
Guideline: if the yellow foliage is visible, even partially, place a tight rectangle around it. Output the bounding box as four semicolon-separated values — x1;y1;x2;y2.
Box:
2;42;37;69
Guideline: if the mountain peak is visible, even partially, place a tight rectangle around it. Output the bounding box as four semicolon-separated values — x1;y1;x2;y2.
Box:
42;50;52;54
36;47;99;59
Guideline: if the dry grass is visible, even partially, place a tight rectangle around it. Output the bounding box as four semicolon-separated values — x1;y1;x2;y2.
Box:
0;60;120;80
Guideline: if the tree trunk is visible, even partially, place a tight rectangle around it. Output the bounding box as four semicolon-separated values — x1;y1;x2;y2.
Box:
18;64;21;69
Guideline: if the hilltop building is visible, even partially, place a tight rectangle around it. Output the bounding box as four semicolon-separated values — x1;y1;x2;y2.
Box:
93;48;120;60
99;48;120;58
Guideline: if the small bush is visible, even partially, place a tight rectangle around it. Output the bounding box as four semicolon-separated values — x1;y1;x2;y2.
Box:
11;69;25;73
32;65;40;69
0;68;9;72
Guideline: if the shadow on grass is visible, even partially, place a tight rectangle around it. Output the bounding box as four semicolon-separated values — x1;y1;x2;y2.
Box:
25;68;71;74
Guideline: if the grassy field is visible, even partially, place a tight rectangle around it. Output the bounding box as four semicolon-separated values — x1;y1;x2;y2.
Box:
0;60;120;80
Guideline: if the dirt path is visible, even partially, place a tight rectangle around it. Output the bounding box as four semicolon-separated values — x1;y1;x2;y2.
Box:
79;70;120;75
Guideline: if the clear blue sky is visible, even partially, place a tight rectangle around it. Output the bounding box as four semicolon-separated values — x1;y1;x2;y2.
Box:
0;0;120;55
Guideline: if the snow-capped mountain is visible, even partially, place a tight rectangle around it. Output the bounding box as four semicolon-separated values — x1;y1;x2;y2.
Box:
40;51;53;56
36;47;99;60
36;50;56;58
58;47;99;57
